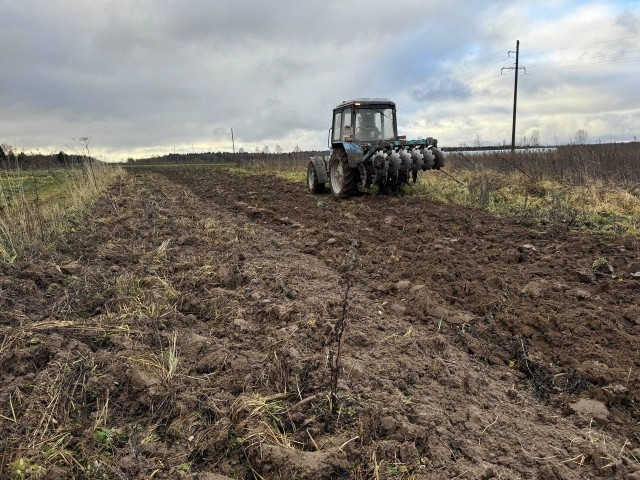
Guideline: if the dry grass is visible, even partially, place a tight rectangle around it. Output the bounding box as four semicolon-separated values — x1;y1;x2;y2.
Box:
431;144;640;235
0;161;124;263
5;354;93;478
449;143;640;186
231;392;296;450
130;332;180;383
416;164;640;236
234;143;640;236
531;420;639;472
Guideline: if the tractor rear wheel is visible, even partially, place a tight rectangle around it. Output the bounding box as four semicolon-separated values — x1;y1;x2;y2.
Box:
307;162;325;194
329;149;357;199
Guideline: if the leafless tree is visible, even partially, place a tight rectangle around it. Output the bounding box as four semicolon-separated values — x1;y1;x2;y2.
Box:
575;129;589;145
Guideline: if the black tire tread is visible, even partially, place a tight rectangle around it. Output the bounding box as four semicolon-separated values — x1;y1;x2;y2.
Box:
307;162;325;194
330;149;357;199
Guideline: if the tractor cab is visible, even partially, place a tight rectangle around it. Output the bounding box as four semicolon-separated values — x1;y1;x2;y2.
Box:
331;98;398;145
308;97;443;198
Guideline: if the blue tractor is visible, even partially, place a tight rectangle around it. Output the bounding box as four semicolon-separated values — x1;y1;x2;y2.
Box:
307;98;444;198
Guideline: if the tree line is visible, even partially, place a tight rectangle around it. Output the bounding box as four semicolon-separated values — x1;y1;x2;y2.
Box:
0;144;95;170
128;149;329;165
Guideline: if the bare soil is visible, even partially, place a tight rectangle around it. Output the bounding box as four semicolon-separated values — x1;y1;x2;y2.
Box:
1;166;638;479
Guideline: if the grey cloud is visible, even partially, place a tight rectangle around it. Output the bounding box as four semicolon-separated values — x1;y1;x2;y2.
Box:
410;77;473;103
0;0;638;157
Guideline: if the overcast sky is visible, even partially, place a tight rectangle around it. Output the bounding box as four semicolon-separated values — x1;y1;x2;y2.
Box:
1;0;639;160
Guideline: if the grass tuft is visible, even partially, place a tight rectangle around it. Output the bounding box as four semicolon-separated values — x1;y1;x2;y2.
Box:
0;161;124;262
231;393;296;450
130;331;180;383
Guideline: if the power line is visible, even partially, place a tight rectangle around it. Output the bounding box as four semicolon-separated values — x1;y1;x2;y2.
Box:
521;34;640;57
520;19;633;44
399;30;640;111
398;52;639;111
526;55;640;75
525;48;640;69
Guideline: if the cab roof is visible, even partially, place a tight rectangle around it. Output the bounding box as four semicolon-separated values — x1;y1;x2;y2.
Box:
336;98;395;109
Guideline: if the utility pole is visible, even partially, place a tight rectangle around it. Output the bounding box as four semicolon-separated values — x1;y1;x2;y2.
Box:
230;128;235;154
511;40;519;154
501;40;525;153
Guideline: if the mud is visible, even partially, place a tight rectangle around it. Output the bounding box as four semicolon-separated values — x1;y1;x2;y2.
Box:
0;166;638;479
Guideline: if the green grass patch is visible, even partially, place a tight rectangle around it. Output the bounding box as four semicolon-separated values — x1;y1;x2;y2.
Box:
0;169;79;206
0;163;124;263
227;166;306;183
123;162;232;169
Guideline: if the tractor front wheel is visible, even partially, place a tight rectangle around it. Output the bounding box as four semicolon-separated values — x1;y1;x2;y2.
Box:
329;149;357;199
307;162;325;194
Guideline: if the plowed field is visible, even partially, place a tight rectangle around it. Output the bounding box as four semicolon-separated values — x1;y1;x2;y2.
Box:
1;166;638;479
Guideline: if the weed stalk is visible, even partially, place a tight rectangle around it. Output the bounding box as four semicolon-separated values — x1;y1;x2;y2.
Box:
328;239;358;408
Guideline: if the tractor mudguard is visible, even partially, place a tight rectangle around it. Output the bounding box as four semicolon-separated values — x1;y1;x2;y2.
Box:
310;156;328;184
341;142;364;169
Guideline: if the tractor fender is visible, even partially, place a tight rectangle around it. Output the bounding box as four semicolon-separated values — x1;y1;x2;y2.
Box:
341;142;364;169
309;156;328;184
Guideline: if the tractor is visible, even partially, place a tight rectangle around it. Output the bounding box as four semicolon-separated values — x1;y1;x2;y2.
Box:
307;98;444;198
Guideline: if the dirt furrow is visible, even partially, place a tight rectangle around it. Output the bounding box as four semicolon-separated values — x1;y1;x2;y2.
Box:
156;167;640;442
0;169;638;479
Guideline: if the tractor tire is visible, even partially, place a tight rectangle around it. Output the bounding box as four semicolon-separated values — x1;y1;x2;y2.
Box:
307;161;325;194
358;162;372;190
433;148;445;170
329;148;357;199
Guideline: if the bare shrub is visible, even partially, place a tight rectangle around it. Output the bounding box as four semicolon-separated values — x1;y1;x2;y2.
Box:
446;143;640;187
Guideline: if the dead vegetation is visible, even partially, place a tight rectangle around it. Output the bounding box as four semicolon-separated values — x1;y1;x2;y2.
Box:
233;143;640;237
1;166;639;479
418;144;640;236
0;161;124;263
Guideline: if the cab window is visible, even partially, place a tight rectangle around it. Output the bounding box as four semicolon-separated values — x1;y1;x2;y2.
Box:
342;108;352;140
355;108;395;141
332;112;342;142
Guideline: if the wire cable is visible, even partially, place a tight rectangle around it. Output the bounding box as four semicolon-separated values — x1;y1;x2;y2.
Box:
398;29;640;110
521;34;640;57
524;48;640;69
525;55;640;75
520;19;636;44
